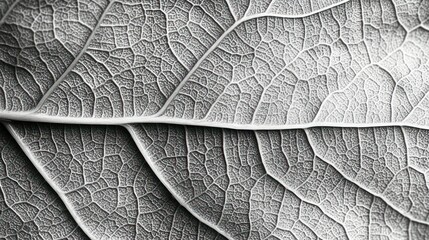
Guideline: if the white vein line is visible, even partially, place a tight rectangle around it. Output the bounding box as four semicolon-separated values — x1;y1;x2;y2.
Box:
30;0;116;113
153;0;350;118
124;125;234;240
216;128;229;225
3;123;97;240
224;0;237;22
5;110;429;131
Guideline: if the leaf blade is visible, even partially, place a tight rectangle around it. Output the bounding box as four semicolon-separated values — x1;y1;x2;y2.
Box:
8;122;228;240
0;123;89;239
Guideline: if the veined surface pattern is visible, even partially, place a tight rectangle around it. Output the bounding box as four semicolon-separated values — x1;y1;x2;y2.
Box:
0;0;429;239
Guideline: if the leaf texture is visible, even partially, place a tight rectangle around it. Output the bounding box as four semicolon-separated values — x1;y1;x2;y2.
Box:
1;0;429;239
7;122;429;239
7;122;227;240
0;0;342;120
0;124;88;239
0;0;428;128
129;124;429;239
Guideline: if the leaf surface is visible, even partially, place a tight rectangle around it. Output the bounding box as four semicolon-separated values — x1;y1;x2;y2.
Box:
128;124;429;239
0;124;88;239
7;122;227;240
11;123;429;239
1;0;429;239
1;0;429;129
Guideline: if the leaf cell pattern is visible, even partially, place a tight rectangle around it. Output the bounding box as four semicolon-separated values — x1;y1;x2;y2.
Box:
8;123;225;240
6;122;429;239
0;0;429;239
0;0;427;128
0;124;88;240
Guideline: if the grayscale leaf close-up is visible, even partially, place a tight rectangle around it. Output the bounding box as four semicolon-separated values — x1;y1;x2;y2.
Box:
0;0;429;239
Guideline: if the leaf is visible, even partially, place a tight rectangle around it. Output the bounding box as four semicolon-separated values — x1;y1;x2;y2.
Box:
0;124;88;239
0;0;428;128
7;122;429;239
0;0;340;119
7;122;226;240
129;124;429;239
2;0;429;239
